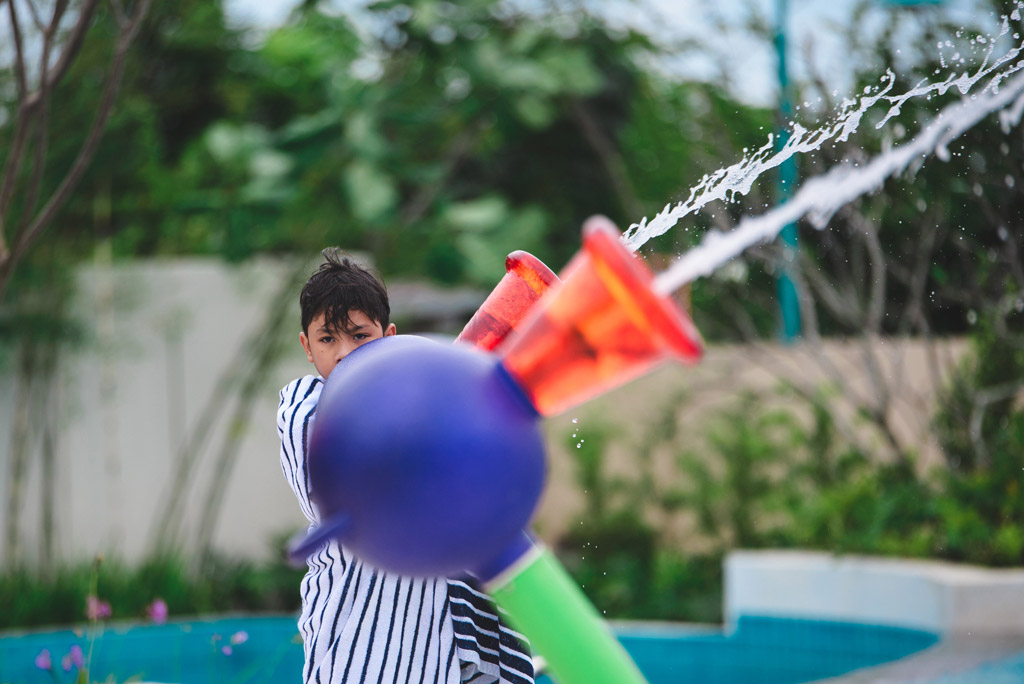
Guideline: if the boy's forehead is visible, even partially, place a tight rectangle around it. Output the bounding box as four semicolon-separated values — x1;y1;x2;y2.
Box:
316;308;382;331
345;309;381;326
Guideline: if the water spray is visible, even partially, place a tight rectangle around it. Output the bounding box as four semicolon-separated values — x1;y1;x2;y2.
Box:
626;11;1024;273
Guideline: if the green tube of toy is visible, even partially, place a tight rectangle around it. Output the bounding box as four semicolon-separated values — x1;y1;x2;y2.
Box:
486;544;649;684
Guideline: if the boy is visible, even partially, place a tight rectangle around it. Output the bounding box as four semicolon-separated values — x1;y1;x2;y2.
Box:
277;248;535;684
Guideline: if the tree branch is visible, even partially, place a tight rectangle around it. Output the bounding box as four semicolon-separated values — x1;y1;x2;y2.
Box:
46;0;72;40
399;118;487;226
2;0;150;300
571;100;646;221
0;0;33;252
970;380;1024;470
17;0;60;233
23;0;45;33
799;251;862;327
41;0;100;92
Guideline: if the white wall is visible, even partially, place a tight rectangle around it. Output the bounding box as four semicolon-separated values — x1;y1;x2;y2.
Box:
726;550;1024;636
0;256;488;566
0;255;972;570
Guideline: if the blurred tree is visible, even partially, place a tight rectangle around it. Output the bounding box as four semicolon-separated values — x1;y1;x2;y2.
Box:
0;0;150;301
119;0;771;282
659;0;1024;463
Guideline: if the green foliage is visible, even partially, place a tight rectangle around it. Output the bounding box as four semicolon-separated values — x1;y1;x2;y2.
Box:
560;310;1024;618
676;394;804;548
556;419;722;623
934;314;1024;472
4;0;786;298
558;510;723;624
0;548;305;631
2;0;1021;343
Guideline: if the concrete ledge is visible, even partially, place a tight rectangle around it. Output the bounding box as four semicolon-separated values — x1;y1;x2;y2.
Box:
725;550;1024;636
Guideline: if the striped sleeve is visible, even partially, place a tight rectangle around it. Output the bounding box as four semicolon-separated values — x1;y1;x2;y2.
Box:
279;375;464;684
277;375;323;524
303;556;462;684
449;578;534;684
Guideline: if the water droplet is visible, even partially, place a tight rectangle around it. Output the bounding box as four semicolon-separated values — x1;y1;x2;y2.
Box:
967;310;978;325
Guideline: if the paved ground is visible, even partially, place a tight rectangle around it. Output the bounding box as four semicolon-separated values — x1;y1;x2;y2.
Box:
818;636;1024;683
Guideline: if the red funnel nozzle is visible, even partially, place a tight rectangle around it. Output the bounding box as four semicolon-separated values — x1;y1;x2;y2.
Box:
499;216;703;416
456;251;560;351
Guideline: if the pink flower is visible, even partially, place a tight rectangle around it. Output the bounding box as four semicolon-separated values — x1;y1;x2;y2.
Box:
147;598;168;624
64;644;84;670
86;595;112;621
221;645;233;656
34;648;52;670
230;630;248;645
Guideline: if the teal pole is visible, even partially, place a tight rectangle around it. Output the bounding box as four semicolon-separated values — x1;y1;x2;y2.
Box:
775;0;801;342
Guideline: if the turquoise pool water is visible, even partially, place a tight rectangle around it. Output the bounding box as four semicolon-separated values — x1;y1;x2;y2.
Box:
0;615;938;683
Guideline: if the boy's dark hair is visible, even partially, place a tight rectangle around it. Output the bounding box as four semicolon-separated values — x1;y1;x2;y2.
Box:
300;248;390;334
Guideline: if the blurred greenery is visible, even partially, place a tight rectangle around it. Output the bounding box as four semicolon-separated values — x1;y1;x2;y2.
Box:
0;537;305;632
557;313;1024;622
1;0;1023;629
3;0;1019;335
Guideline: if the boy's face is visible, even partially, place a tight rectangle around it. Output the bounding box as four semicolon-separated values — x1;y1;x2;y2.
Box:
300;309;396;379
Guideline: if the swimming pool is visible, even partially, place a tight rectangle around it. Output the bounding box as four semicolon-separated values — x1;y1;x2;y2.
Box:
0;615;938;683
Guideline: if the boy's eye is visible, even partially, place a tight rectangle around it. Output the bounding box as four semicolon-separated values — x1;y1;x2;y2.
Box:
352;333;369;341
319;336;334;344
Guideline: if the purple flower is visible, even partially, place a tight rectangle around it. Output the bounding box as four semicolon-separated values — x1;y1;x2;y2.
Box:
147;598;168;624
230;630;248;645
34;648;52;671
60;641;85;671
86;595;112;621
221;645;233;656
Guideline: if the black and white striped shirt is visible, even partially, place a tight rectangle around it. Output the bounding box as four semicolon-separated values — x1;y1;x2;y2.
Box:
278;375;534;684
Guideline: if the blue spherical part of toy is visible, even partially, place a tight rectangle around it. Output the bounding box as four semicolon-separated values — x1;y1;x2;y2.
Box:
306;334;546;578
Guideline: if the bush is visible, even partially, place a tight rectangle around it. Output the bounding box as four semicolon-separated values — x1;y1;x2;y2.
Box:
557;323;1024;624
0;547;305;631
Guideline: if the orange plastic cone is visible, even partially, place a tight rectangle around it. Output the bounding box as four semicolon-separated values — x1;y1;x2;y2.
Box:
456;250;560;351
499;216;703;416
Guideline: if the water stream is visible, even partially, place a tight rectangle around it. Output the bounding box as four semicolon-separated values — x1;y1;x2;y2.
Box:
618;9;1024;295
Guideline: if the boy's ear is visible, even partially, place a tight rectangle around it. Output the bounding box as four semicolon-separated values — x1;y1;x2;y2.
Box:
384;323;397;337
299;331;315;363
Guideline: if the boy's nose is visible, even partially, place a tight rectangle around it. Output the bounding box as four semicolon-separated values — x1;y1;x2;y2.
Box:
337;342;357;362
